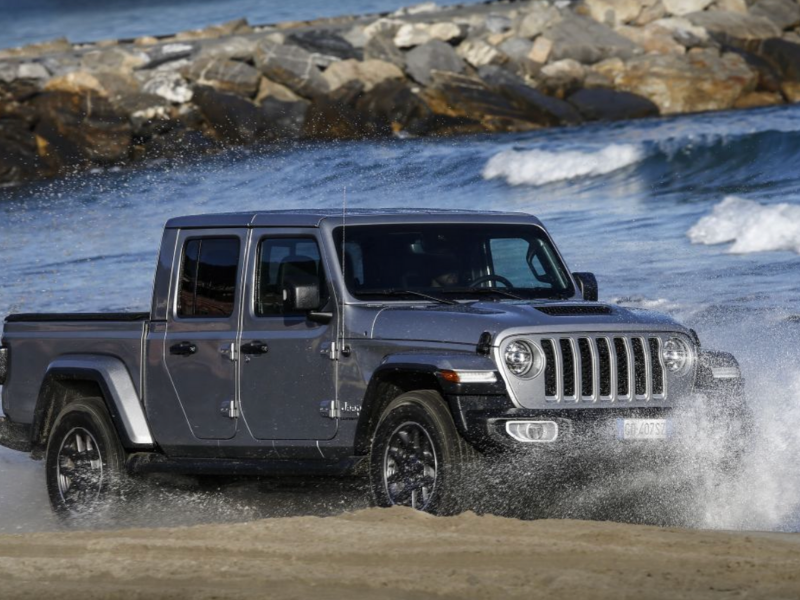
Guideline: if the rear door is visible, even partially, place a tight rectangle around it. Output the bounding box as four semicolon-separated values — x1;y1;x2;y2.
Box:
163;229;246;440
238;230;338;440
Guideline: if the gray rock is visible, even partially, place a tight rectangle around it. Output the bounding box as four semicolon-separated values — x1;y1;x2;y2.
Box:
751;0;800;30
138;71;194;103
353;78;435;136
260;97;309;139
286;30;361;61
253;39;330;98
405;40;466;85
364;33;406;68
757;38;800;82
685;10;782;42
498;38;534;62
140;42;196;70
115;93;172;137
544;14;642;64
662;0;713;16
566;88;660;120
194;36;258;61
515;5;562;39
192;85;264;143
81;47;149;71
485;14;513;34
184;58;261;97
0;61;49;83
39;54;82;78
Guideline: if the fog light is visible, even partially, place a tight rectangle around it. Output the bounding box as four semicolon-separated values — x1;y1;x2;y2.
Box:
505;420;559;443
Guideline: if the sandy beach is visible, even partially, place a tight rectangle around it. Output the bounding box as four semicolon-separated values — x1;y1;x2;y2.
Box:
1;507;799;599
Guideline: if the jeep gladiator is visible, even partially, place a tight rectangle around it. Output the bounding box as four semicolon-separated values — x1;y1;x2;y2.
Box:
0;209;748;517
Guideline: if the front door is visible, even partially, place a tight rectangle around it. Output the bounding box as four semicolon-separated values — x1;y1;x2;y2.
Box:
164;230;245;440
239;231;338;440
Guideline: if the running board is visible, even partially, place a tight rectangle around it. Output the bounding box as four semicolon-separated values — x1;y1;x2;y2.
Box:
126;453;365;477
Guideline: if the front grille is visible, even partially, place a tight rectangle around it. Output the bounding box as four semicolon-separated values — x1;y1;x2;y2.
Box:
542;335;666;403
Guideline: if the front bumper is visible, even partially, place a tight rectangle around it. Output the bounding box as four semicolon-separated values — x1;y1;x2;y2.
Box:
0;416;32;453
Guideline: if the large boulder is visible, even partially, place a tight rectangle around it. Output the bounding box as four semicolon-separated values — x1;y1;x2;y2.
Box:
183;58;261;97
255;77;302;103
137;70;194;103
662;0;713;16
567;88;660;120
194;36;258;61
584;0;645;27
543;14;642;64
30;91;132;168
114;93;173;137
303;82;368;140
757;38;800;82
191;85;264;143
613;50;757;113
750;0;800;31
394;22;463;48
259;97;309;139
0;118;43;183
515;5;562;38
253;39;330;99
286;30;361;61
405;40;466;85
685;10;782;44
353;78;435;136
322;59;404;92
139;42;195;70
364;33;406;68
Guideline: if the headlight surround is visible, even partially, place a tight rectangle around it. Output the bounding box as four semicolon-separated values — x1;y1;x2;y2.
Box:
504;340;544;378
662;337;692;373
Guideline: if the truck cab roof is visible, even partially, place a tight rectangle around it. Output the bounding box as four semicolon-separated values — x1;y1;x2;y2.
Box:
164;209;544;230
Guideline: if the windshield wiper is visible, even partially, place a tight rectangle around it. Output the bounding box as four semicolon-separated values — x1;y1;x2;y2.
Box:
441;287;525;301
362;289;458;305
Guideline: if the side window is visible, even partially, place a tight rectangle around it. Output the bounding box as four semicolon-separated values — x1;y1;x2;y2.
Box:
490;238;553;289
255;237;327;317
177;237;240;318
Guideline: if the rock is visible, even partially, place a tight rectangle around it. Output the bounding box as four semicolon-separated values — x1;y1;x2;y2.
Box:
45;70;140;99
260;96;309;138
31;91;132;168
751;0;800;30
255;77;302;103
253;39;330;99
322;59;405;92
39;54;82;78
394;22;463;48
140;42;196;70
392;2;438;17
567;88;660;119
544;14;642;64
286;30;361;61
0;61;49;83
651;17;710;47
0;37;71;59
785;31;800;44
663;0;714;16
134;36;159;46
634;0;668;25
405;40;466;85
592;56;627;79
685;10;782;42
515;5;562;38
584;0;644;27
353;79;435;136
421;71;542;133
539;59;587;96
140;128;217;160
485;14;514;33
184;58;261;97
0;119;43;183
727;47;783;91
782;81;800;102
499;37;534;62
192;85;264;143
486;31;515;46
364;33;406;68
456;39;502;67
617;23;687;53
138;71;194;103
733;90;784;107
114;93;172;137
529;36;554;63
304;82;368;139
712;0;748;13
194;36;258;61
363;18;405;40
81;47;149;71
341;25;368;49
613;50;757;113
757;38;800;81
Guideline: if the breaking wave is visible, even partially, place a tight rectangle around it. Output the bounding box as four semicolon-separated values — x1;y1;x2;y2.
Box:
688;197;800;254
482;144;645;186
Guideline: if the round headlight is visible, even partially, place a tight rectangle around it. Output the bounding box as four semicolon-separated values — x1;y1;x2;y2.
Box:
663;337;691;373
504;340;544;378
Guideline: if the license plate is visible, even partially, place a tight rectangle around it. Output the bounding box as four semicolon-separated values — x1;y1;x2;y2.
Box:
616;418;671;441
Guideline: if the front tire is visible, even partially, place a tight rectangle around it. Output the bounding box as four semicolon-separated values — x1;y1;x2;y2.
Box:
45;397;129;523
369;390;478;515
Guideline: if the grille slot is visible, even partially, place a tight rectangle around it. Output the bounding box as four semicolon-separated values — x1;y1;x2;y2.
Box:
541;334;667;403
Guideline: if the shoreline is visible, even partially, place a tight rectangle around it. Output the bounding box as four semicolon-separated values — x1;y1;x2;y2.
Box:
1;0;799;187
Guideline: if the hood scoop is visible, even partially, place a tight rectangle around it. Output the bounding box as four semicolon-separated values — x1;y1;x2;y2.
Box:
535;304;613;316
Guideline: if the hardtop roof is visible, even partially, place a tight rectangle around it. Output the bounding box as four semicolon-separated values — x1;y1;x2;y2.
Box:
165;208;543;229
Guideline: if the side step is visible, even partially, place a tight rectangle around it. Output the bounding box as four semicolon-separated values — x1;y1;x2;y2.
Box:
126;453;365;477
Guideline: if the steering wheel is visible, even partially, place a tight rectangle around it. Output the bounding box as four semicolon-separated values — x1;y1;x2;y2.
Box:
469;274;514;288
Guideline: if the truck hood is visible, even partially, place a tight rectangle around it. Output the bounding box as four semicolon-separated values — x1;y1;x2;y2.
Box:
367;301;689;346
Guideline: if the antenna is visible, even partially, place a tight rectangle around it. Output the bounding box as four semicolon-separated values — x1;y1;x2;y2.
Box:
339;185;347;353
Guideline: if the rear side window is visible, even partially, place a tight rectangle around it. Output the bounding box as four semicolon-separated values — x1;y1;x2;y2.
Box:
255;237;327;316
178;237;240;318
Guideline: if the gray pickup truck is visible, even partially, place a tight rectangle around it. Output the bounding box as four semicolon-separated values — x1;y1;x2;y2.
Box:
0;209;748;518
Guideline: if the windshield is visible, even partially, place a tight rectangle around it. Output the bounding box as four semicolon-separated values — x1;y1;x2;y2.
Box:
334;224;575;301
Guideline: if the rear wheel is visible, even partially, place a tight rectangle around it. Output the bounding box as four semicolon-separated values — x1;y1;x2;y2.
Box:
45;397;129;523
369;390;479;515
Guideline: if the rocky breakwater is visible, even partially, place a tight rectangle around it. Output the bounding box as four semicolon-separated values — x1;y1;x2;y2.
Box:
1;0;800;186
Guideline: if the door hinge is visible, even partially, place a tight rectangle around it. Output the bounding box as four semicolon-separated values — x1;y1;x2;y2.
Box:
221;399;239;419
319;400;360;420
320;341;351;361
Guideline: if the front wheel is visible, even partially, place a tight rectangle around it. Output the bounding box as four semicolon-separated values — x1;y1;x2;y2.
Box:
45;397;129;523
369;390;479;515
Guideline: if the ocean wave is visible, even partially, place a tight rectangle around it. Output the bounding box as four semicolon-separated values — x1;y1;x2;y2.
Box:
482;144;644;186
688;197;800;254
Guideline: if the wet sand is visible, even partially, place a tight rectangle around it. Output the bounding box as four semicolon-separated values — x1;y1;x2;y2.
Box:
1;507;799;600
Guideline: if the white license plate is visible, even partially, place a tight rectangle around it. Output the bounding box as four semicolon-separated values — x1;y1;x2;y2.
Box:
616;418;671;440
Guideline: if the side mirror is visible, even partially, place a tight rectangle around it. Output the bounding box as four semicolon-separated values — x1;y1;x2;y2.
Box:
283;281;321;312
573;272;598;302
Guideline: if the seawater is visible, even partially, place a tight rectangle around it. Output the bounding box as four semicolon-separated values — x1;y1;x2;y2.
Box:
1;104;800;532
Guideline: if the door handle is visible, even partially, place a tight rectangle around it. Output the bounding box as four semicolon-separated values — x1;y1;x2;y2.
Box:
170;341;197;356
241;341;269;355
